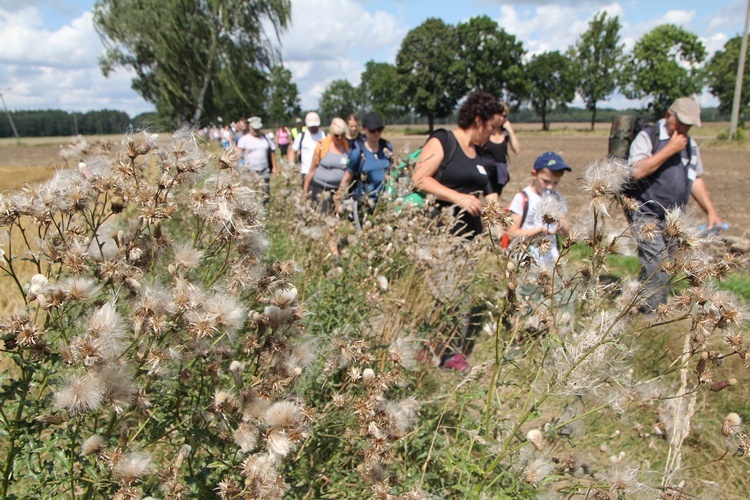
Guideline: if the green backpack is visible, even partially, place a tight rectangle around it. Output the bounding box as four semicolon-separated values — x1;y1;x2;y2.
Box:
608;115;655;160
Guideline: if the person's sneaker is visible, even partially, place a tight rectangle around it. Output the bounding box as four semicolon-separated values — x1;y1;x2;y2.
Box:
442;352;471;372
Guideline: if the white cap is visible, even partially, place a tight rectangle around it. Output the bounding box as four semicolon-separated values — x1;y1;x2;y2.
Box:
248;116;263;129
305;112;321;127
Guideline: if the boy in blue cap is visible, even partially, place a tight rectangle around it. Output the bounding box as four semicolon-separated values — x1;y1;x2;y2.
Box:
504;151;571;263
504;151;573;335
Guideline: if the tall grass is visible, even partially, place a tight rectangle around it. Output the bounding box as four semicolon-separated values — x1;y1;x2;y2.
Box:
0;131;748;499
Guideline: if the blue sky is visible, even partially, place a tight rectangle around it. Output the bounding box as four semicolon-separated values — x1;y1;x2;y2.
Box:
0;0;745;117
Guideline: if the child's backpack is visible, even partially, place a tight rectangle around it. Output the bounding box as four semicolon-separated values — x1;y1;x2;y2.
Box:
500;191;528;249
608;115;654;160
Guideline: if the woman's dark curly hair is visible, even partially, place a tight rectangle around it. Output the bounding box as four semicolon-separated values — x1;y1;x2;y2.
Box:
457;91;504;129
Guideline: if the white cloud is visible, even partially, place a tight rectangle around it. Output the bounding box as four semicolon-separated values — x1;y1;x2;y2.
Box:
0;5;153;116
702;32;730;58
660;10;695;26
279;0;407;109
497;3;620;56
0;7;101;68
0;0;740;116
707;0;745;35
620;9;699;51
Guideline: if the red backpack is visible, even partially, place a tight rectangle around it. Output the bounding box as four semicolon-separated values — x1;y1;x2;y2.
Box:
500;191;529;249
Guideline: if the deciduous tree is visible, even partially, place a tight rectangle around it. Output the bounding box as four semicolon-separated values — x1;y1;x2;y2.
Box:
707;36;750;125
93;0;291;126
525;51;577;131
266;65;301;127
396;18;466;133
570;12;623;130
621;24;706;118
359;61;402;121
456;15;526;104
319;79;359;122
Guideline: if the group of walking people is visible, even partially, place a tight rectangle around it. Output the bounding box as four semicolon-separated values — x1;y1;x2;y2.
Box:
229;91;722;370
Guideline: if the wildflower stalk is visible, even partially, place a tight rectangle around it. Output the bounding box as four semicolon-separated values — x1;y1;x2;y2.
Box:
662;327;696;488
419;377;478;489
3;226;31;298
68;420;79;499
1;354;30;497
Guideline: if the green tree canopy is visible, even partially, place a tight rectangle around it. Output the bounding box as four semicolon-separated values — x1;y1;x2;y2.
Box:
359;61;402;122
396;18;466;132
707;36;750;122
524;51;577;131
93;0;291;126
570;11;623;130
456;15;526;104
319;79;359;122
621;24;706;118
266;65;301;127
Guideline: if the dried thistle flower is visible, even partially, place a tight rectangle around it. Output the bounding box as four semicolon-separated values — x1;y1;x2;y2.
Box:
54;373;105;414
538;190;566;225
233;422;260;453
362;368;376;385
64;276;102;301
26;273;49;307
526;429;545;452
388;337;418;370
722;413;742;437
582;157;631;215
172;242;203;270
724;331;744;351
266;428;294;458
81;435;106;457
264;401;301;428
273;286;298;309
523;457;554;485
112;452;152;485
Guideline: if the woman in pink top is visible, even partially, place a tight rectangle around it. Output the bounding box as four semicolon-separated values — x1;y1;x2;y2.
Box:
276;125;291;157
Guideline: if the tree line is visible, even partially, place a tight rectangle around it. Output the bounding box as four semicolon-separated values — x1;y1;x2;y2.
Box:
6;5;745;135
316;14;749;131
0;109;131;138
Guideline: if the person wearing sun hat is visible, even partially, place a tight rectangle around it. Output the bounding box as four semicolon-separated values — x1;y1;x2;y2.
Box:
289;111;326;186
291;116;305;141
234;116;276;198
625;96;722;313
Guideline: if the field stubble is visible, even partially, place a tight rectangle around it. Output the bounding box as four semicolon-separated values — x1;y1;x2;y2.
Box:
0;127;749;496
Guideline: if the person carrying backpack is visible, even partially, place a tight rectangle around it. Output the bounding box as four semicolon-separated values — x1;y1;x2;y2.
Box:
412;91;504;240
505;152;571;262
288;112;326;188
336;112;393;215
234;116;276;200
412;91;505;372
625;97;722;313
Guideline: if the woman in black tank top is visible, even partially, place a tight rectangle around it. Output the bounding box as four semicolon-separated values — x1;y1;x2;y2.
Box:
412;91;506;239
480;101;520;201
